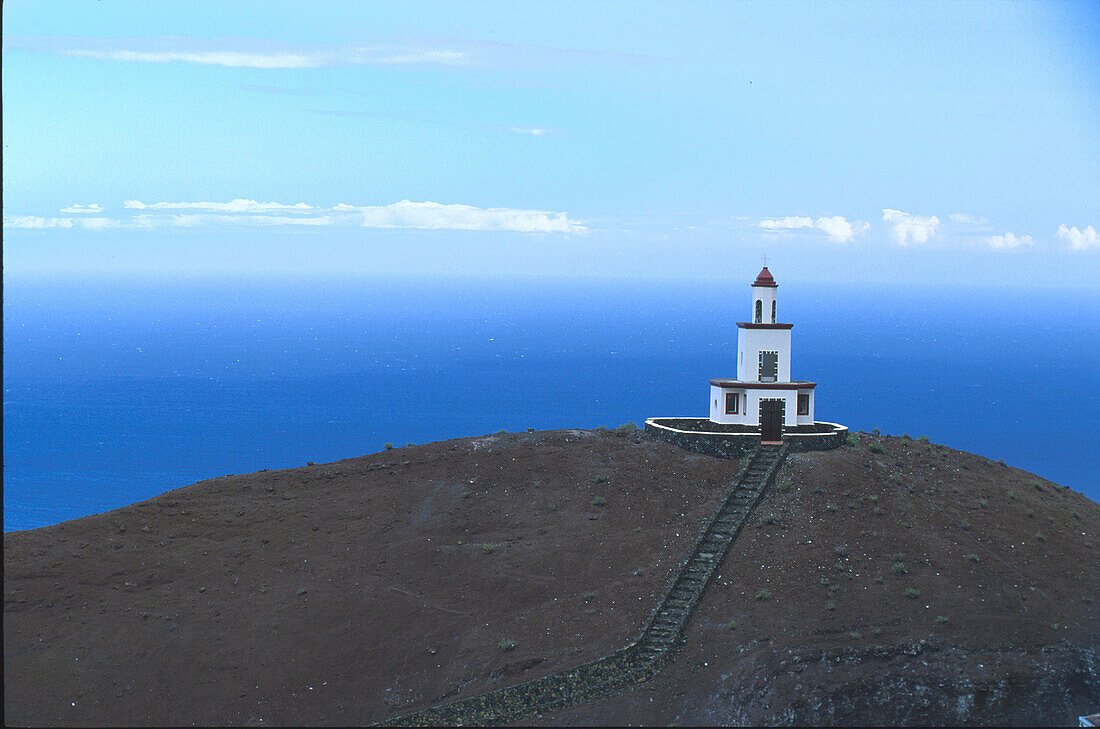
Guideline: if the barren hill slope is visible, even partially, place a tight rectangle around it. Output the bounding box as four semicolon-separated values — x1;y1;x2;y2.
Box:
4;429;1098;726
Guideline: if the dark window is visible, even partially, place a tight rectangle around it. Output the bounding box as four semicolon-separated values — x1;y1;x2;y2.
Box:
754;300;762;323
758;351;778;382
797;394;810;415
771;300;777;323
725;392;739;414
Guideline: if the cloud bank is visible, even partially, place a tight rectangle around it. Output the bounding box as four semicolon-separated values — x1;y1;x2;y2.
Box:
986;232;1033;250
1058;224;1099;251
8;35;648;71
60;203;104;214
125;199;314;213
882;209;939;245
758;215;867;243
339;200;587;233
6;199;586;234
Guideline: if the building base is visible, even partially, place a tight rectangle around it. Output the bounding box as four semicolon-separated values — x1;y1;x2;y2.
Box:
644;417;848;459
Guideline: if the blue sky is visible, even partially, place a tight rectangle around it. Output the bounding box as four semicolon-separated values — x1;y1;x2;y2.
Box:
3;0;1099;286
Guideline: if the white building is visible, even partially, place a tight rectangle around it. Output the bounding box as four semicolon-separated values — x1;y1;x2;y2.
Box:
708;267;816;441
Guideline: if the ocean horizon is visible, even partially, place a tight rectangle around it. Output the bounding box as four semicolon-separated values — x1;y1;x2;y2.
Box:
5;272;1099;532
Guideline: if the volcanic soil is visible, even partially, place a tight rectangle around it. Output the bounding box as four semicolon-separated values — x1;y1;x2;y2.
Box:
4;428;1098;726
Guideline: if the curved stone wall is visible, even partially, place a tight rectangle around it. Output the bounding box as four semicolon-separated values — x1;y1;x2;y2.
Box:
645;418;847;458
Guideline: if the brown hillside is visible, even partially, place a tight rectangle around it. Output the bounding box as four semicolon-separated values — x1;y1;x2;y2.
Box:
4;429;1098;726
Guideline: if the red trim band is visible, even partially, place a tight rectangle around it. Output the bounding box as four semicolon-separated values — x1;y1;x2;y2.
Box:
709;379;817;390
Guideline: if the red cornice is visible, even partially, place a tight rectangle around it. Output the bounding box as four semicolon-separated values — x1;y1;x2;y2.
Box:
709;380;816;390
736;322;793;329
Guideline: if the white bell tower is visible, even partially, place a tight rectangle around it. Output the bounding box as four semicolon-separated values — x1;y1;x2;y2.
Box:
735;267;792;383
709;266;817;435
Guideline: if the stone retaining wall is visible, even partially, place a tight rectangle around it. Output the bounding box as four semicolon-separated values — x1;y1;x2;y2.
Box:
645;417;847;458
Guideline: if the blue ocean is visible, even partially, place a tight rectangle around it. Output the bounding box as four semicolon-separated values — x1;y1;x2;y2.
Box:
4;274;1099;532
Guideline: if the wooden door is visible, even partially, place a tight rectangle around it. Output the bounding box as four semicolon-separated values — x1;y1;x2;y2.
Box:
760;400;784;442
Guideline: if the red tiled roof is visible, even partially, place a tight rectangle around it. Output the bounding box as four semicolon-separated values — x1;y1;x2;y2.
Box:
753;266;777;287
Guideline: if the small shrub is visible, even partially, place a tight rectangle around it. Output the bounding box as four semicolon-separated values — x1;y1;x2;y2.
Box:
1007;490;1017;500
847;631;861;639
959;520;970;531
761;513;779;524
979;498;988;508
845;434;860;447
826;503;838;512
871;428;881;436
825;601;836;611
616;422;636;431
871;627;882;635
495;429;508;435
498;639;516;651
892;560;908;575
1071;510;1081;519
965;553;980;563
873;576;884;583
583;591;596;600
727;620;738;630
834;545;849;557
482;542;496;553
460;490;471;499
869;442;885;454
873;506;883;515
918;435;930;443
406;442;414;447
1035;532;1046;543
997;458;1006;466
755;589;772;601
594;475;609;484
1025;509;1035;519
902;433;910;440
775;480;794;493
1082;596;1095;605
869;494;879;503
591;496;607;507
905;587;920;600
934;615;949;624
384;443;394;450
813;486;826;495
889;474;903;484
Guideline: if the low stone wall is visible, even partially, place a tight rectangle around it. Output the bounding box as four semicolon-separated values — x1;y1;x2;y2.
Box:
645;418;848;458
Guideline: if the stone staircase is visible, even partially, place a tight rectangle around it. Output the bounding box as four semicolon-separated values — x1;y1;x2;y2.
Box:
379;442;789;727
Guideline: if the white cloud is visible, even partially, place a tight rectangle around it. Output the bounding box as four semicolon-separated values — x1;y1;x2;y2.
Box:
1058;224;1099;251
3;215;120;229
4;216;74;229
882;209;939;245
986;232;1033;249
370;50;469;65
65;49;322;69
349;200;587;233
124;199;314;213
7;199;584;234
813;216;869;243
949;213;987;224
61;203;104;214
509;127;551;136
759;216;814;231
759;215;867;243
